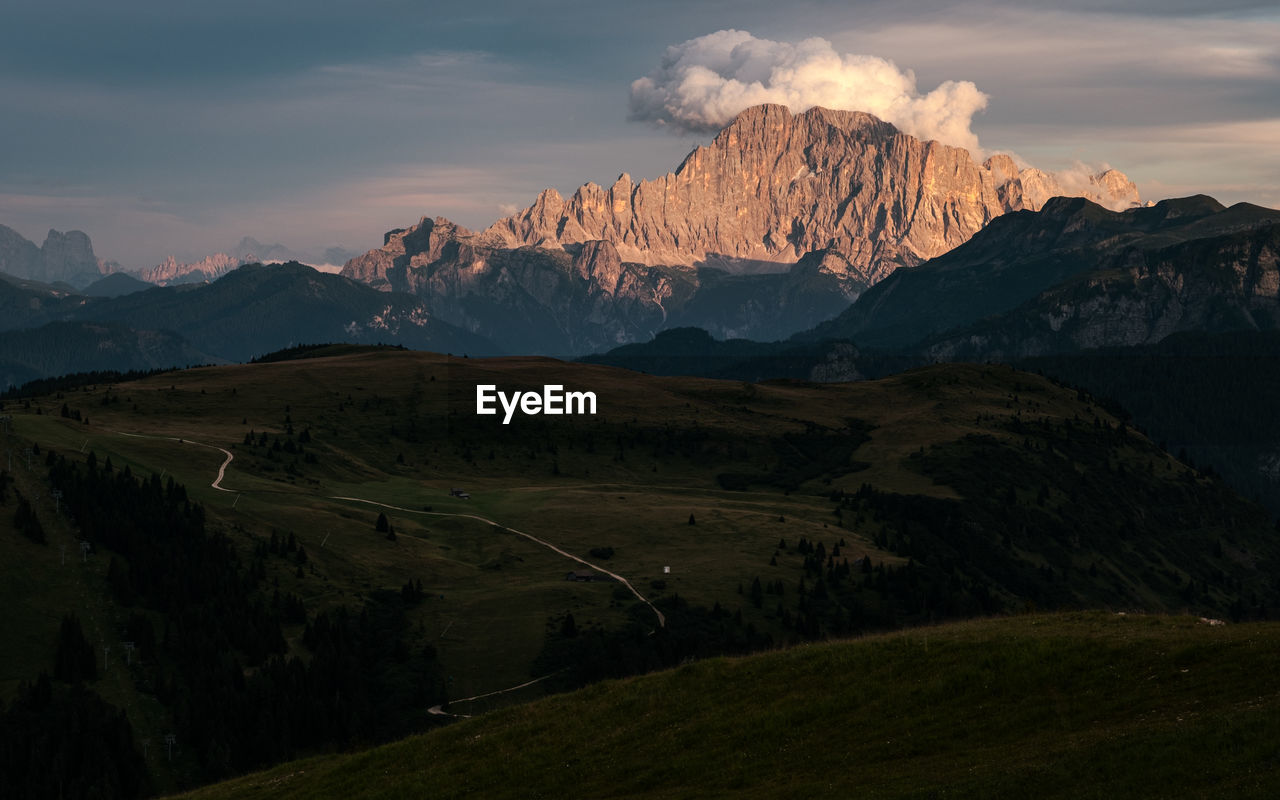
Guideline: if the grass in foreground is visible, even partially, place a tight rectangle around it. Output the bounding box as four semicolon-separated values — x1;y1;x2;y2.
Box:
177;612;1280;799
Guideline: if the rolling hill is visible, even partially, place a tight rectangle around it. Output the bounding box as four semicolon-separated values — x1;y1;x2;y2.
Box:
175;612;1280;799
3;350;1278;796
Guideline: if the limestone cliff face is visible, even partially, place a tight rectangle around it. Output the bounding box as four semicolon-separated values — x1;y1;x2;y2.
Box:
342;217;474;292
0;225;105;288
0;225;42;280
342;216;696;353
339;214;861;354
480;104;1138;282
40;229;100;286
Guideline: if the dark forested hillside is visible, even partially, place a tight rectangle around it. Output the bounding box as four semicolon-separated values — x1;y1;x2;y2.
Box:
0;322;215;391
4;452;451;793
1023;330;1280;514
1;675;151;800
0;264;502;385
48;262;501;363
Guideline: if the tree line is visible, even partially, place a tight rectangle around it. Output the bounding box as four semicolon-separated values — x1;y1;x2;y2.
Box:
23;449;447;794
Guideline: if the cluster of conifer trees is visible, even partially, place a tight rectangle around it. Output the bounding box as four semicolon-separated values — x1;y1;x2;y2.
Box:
1024;330;1280;514
0;674;151;799
4;466;48;544
12;450;448;794
0;369;182;403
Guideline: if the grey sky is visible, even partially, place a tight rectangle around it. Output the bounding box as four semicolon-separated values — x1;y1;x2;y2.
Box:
2;0;1278;267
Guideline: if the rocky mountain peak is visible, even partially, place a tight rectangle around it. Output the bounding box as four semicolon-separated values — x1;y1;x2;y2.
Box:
342;215;477;291
0;224;42;280
39;229;101;286
982;154;1021;182
139;252;242;286
42;228;93;258
0;225;115;288
1095;169;1137;200
479;103;1139;283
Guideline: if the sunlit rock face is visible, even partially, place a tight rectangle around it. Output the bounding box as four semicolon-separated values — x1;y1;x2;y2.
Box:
480;104;1138;283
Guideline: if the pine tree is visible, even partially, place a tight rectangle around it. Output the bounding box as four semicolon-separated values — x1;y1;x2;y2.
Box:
53;614;96;683
14;495;46;544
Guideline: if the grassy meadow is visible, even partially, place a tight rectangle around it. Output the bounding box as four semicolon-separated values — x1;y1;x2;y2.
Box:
2;347;1277;795
174;612;1280;799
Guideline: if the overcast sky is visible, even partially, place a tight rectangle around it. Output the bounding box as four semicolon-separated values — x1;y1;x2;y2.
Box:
3;0;1278;267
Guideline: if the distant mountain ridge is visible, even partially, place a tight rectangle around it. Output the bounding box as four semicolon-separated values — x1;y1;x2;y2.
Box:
0;222;361;290
78;262;498;362
0;262;499;385
0;223;107;288
341;219;865;354
0;321;214;391
137;238;360;286
139;252;243;285
81;271;154;298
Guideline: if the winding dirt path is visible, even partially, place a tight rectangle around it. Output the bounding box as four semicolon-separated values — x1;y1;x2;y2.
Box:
101;434;662;628
426;671;565;719
92;430;668;722
330;495;666;629
110;430;236;492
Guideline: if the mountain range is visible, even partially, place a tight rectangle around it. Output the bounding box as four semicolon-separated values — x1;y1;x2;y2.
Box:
0;222;361;291
3;104;1146;361
342;220;864;353
7;105;1275;396
0;224;115;288
810;194;1280;357
0;263;496;388
338;104;1138;354
479;104;1138;276
138;238;361;286
590;194;1280;371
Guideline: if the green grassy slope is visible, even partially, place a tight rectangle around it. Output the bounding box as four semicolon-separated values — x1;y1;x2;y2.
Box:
4;350;1279;794
176;612;1280;800
4;353;1277;703
0;454;193;789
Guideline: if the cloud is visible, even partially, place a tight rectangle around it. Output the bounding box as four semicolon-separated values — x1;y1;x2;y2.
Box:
628;29;989;151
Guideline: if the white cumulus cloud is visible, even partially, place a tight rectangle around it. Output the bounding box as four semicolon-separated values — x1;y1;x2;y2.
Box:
628;29;990;152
